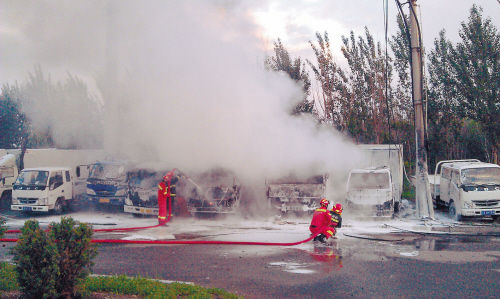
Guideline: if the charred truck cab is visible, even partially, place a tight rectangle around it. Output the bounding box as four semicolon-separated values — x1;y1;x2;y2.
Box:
123;167;240;217
188;185;240;214
346;167;398;216
86;161;127;207
266;174;328;215
124;167;165;216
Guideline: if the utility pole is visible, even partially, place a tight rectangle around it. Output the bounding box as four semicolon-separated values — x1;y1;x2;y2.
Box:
409;0;434;219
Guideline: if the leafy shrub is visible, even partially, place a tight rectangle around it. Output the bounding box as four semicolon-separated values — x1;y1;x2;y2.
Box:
11;217;96;298
12;219;58;298
49;217;96;298
0;217;6;238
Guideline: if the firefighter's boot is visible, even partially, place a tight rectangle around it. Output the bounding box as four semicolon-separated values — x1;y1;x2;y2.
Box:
318;234;327;243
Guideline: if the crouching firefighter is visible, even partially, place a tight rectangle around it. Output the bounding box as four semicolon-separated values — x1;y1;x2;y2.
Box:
309;198;335;243
329;203;343;238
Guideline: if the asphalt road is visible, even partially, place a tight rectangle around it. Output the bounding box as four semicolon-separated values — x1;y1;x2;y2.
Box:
1;209;499;298
89;234;499;298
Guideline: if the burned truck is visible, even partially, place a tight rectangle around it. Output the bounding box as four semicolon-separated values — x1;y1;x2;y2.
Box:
184;168;240;215
123;167;240;217
266;174;328;215
123;166;164;216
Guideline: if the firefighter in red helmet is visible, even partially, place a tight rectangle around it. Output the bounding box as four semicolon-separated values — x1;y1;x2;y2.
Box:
329;203;343;238
309;198;335;243
157;175;169;224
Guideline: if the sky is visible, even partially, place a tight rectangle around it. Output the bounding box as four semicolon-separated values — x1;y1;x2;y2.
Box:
250;0;500;65
1;0;498;84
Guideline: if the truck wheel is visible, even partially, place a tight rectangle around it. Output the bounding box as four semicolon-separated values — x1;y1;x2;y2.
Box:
394;201;400;213
53;199;64;215
0;192;11;210
449;201;462;221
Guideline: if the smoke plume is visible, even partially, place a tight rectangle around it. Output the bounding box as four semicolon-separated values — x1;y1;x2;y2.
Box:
2;1;363;208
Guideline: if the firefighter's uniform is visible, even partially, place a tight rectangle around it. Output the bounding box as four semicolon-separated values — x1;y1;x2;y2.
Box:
157;180;168;224
309;208;335;240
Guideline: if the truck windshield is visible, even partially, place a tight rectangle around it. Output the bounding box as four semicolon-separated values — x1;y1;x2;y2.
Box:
15;170;49;186
0;167;14;180
128;172;157;188
349;173;390;189
89;164;124;179
461;167;500;185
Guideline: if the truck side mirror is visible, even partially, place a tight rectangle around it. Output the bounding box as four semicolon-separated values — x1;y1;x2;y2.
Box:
2;178;4;185
76;166;81;177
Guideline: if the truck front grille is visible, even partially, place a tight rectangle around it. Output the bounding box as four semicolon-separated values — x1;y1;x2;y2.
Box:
472;200;499;207
96;191;115;196
18;198;38;204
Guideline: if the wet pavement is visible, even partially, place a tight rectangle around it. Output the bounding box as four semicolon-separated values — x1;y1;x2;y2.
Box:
0;209;499;298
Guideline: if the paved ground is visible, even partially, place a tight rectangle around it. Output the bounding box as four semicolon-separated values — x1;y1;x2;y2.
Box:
0;208;499;298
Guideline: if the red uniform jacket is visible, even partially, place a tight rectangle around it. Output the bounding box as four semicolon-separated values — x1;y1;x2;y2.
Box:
309;208;335;239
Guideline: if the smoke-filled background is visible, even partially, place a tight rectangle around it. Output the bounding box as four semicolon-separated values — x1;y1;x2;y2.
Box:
1;0;363;209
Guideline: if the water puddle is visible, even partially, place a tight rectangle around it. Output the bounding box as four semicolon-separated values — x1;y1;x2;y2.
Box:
268;261;316;274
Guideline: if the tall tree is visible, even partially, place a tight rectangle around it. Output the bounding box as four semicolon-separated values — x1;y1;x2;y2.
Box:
307;32;350;130
427;30;464;165
389;13;417;168
266;39;313;114
428;5;499;163
0;85;29;149
451;5;499;162
341;27;393;143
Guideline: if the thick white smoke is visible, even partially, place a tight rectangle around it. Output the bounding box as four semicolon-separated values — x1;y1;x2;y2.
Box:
2;1;363;208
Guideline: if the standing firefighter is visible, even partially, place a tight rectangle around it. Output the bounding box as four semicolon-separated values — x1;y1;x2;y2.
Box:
157;175;169;225
329;203;343;238
309;198;335;243
158;170;182;224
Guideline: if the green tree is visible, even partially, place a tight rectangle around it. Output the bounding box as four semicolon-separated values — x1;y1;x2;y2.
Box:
341;27;393;143
0;86;30;150
451;5;499;163
427;5;499;164
307;32;350;129
266;38;313;114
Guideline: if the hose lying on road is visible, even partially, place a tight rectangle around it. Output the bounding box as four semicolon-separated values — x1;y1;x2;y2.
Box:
343;233;404;242
0;233;319;246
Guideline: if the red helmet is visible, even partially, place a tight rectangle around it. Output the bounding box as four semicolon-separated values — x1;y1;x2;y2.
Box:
333;203;343;214
320;198;329;208
162;175;169;181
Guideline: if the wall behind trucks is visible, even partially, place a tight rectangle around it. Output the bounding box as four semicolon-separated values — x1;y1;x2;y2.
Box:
356;144;404;201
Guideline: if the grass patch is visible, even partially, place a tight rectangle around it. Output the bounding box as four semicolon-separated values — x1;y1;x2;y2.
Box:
0;262;240;298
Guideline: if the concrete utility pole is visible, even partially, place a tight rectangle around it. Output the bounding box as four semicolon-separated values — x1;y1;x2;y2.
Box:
409;0;434;219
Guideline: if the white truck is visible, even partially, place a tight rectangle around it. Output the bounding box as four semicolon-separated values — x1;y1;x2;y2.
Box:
0;149;105;213
345;144;404;216
429;159;500;221
11;167;75;213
